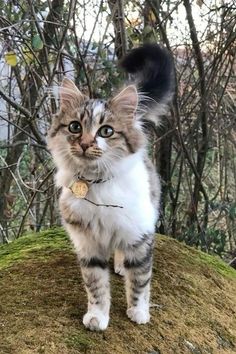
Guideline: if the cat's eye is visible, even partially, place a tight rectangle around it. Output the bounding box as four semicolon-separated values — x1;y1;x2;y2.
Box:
68;121;82;134
97;125;114;138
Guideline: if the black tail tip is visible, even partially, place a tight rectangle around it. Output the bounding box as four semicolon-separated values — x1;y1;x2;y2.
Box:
120;43;173;74
120;44;175;103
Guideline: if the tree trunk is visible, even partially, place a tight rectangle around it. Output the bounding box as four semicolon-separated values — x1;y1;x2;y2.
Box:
108;0;128;60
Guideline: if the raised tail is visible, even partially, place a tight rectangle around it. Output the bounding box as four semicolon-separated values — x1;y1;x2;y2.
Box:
120;44;175;118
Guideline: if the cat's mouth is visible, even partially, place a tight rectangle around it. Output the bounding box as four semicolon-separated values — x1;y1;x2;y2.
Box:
71;149;103;160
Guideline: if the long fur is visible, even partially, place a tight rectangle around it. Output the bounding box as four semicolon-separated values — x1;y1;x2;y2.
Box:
121;44;175;118
47;44;174;332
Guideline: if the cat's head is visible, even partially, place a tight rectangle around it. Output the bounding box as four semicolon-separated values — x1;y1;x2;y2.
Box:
47;78;145;177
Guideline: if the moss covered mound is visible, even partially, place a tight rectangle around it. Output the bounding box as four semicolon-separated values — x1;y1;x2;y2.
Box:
0;228;236;354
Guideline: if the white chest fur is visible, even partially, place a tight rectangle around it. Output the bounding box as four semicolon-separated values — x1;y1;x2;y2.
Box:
58;152;159;248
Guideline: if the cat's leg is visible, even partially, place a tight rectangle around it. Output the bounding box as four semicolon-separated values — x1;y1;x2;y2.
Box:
114;249;125;276
64;223;110;331
124;235;154;324
80;257;110;331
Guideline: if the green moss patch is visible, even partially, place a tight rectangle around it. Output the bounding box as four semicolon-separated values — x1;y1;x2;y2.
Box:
0;229;236;353
0;227;70;270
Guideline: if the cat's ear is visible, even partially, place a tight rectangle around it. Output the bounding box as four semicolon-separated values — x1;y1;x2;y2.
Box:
111;85;138;116
59;78;84;111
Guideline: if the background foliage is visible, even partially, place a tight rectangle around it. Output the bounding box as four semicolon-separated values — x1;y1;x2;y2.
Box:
0;0;235;265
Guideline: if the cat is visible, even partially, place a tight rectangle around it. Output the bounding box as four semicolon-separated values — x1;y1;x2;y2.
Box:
47;44;174;331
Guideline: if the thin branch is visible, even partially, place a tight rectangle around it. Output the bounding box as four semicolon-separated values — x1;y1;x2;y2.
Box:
0;89;31;118
16;168;55;238
0;155;36;222
0;115;45;144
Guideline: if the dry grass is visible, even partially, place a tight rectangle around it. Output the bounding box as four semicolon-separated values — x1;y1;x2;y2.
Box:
0;228;236;354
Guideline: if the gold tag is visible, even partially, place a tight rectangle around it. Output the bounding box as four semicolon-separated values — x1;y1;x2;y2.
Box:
70;180;89;198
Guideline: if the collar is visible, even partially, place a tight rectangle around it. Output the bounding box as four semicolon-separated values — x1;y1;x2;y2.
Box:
68;173;112;199
67;173;123;208
77;174;111;185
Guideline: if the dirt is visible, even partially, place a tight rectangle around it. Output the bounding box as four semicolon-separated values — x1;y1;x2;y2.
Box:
0;228;235;354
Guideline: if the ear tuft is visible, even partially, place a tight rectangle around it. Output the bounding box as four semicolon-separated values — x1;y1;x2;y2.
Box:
111;85;138;116
60;78;84;110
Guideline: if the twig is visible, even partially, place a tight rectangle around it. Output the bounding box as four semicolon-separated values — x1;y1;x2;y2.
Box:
16;168;55;238
0;115;44;144
0;155;36;222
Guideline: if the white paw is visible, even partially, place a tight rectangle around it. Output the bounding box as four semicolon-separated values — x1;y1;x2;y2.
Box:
114;264;125;276
83;310;109;331
127;307;150;324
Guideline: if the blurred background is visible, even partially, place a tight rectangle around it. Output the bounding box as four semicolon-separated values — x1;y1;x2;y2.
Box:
0;0;235;266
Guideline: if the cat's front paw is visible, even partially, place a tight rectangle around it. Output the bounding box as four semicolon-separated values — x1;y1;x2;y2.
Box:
114;263;125;276
127;306;150;324
114;249;125;276
83;309;109;331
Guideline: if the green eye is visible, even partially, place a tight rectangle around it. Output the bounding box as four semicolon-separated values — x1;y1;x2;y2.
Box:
68;121;82;134
97;125;114;138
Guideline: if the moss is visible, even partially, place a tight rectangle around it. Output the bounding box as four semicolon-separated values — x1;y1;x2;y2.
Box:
157;234;236;279
0;229;236;354
66;331;95;351
0;227;70;270
209;321;236;349
197;251;236;278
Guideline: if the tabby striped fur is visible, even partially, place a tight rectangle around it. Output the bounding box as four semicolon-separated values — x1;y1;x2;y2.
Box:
47;44;174;331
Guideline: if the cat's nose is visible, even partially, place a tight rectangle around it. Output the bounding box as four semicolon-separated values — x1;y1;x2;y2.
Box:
80;143;89;152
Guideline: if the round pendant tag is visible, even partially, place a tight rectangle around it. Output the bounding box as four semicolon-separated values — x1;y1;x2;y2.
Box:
71;180;89;198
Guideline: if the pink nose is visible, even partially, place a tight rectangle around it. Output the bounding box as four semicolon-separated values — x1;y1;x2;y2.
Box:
80;143;90;152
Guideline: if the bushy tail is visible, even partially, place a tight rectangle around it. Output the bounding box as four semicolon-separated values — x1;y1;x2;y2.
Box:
120;44;175;118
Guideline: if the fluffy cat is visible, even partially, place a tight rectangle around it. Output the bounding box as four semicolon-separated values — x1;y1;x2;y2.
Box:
47;44;174;331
